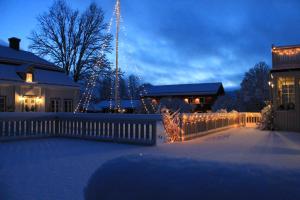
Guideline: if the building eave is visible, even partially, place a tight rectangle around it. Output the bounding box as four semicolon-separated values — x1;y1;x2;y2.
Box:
0;79;80;88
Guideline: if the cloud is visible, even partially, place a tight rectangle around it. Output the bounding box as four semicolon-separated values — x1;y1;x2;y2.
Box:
105;0;300;89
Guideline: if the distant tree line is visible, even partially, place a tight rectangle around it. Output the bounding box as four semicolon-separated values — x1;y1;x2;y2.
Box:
213;62;270;112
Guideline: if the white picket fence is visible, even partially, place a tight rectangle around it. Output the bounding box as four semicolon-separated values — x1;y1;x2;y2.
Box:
0;112;261;144
0;113;162;145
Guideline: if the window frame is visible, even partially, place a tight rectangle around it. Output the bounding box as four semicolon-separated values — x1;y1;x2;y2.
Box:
50;98;61;112
277;77;296;110
0;96;6;112
63;99;73;112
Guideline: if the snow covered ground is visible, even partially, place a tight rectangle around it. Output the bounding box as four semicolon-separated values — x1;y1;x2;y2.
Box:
1;128;300;200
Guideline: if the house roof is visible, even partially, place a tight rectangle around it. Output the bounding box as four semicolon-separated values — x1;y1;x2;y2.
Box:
91;100;141;111
272;44;300;50
0;44;79;88
0;45;63;72
0;63;79;88
142;82;225;97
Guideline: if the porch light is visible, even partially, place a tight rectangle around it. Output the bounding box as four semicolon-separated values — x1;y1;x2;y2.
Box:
19;96;25;102
36;97;42;103
184;98;189;104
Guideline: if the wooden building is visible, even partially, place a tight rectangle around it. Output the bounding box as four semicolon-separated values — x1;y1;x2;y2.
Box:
0;37;79;112
142;82;225;112
270;44;300;131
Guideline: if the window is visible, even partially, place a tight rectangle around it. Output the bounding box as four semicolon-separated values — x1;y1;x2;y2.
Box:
64;99;73;112
184;98;189;104
277;77;295;110
50;98;61;112
26;73;33;83
200;97;206;104
194;98;200;104
0;96;6;112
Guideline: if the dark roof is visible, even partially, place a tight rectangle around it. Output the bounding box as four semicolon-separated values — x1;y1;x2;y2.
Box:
0;45;63;72
91;100;141;110
142;82;225;97
272;44;300;50
270;68;300;73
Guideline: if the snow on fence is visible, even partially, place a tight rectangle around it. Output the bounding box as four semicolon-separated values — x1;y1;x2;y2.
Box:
178;112;261;141
0;113;163;145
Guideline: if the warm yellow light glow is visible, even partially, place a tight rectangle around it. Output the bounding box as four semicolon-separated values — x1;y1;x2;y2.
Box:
184;98;189;104
36;97;42;104
26;73;33;83
272;47;300;56
19;96;25;102
194;98;200;104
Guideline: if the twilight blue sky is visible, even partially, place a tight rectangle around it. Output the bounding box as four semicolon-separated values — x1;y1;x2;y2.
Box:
1;0;300;89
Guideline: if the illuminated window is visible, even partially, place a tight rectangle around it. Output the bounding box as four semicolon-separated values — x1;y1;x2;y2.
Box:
26;73;33;83
184;98;189;104
152;99;158;104
277;77;295;109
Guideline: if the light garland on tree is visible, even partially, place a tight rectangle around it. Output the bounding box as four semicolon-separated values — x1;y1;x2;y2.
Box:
74;0;118;113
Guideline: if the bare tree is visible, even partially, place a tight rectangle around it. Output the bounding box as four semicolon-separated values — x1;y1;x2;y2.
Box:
239;62;270;112
29;0;112;82
128;74;140;99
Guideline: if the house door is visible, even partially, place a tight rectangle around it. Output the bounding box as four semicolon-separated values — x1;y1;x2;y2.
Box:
23;96;37;112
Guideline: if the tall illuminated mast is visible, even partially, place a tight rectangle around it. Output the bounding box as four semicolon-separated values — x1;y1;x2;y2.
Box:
114;0;121;111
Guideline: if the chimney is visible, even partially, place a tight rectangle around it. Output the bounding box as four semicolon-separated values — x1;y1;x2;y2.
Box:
8;37;21;50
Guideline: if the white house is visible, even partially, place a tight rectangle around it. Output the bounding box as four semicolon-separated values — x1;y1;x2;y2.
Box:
0;37;79;112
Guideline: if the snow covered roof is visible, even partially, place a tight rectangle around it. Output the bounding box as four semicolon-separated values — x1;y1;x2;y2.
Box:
143;82;225;97
34;69;79;87
0;45;63;72
0;43;79;88
0;64;21;81
0;63;79;87
91;100;141;111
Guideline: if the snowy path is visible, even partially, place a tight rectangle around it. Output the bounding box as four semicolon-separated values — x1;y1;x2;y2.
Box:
1;128;300;200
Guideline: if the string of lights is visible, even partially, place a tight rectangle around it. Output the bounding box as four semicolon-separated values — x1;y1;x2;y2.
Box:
272;47;300;56
74;1;117;113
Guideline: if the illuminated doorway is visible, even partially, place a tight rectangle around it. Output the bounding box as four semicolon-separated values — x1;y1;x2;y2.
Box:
23;96;37;112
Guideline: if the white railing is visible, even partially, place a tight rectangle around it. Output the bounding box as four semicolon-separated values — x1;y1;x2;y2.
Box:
0;113;162;145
